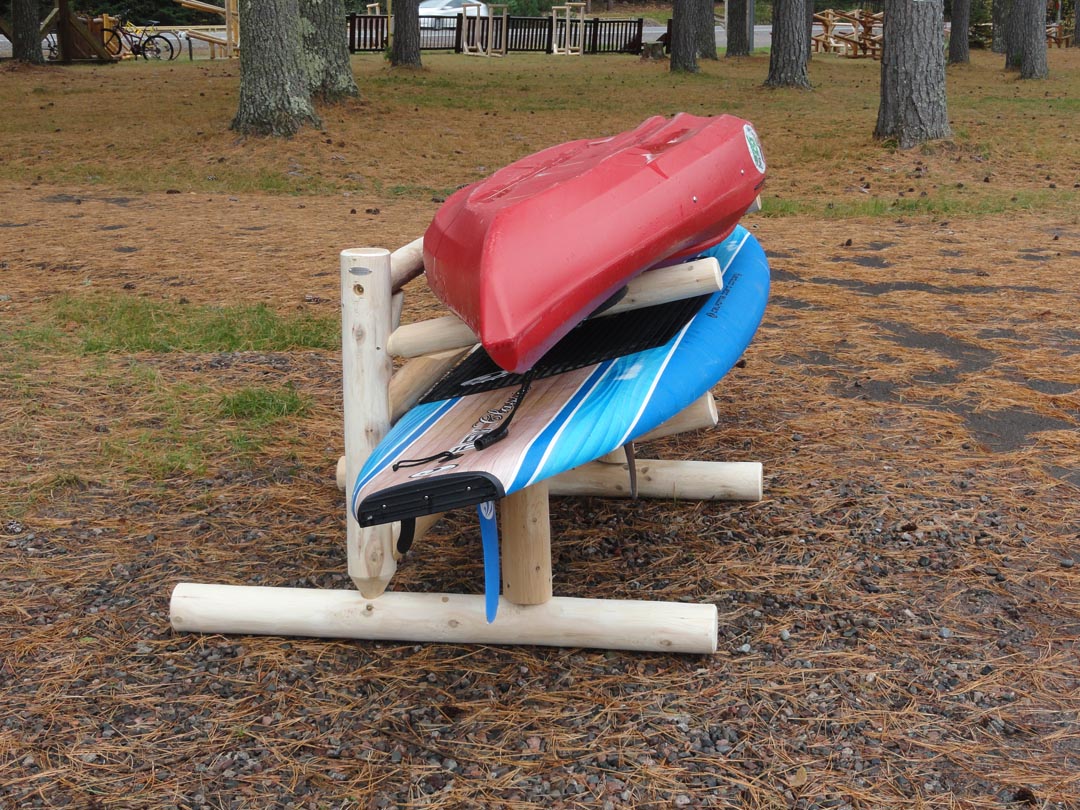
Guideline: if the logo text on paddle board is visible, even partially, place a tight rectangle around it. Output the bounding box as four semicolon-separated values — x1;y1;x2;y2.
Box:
743;124;766;175
406;390;526;479
462;369;511;387
706;272;739;318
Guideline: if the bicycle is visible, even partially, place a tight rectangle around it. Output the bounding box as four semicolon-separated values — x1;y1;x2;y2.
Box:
43;31;59;61
103;12;175;60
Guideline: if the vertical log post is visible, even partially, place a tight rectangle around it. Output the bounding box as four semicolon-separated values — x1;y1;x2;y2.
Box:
500;481;553;605
341;248;396;598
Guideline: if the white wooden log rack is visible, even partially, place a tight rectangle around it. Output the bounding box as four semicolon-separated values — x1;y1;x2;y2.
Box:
170;239;764;654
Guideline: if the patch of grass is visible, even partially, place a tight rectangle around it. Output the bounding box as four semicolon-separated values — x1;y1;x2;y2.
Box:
218;384;309;425
0;322;67;355
2;50;1076;209
971;95;1080;112
104;429;213;478
46;295;338;354
760;188;1071;219
388;183;460;199
96;378;308;479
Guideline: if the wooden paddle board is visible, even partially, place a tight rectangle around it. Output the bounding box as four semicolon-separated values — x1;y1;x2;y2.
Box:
350;226;770;531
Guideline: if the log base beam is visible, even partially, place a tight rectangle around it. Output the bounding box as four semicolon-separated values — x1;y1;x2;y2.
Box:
170;584;718;654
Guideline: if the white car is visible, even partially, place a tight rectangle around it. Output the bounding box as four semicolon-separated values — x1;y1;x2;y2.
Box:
419;0;488;29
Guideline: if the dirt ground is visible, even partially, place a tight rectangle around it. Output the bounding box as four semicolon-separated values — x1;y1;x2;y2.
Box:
1;51;1080;809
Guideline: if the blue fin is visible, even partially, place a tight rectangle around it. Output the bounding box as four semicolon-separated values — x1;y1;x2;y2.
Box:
478;501;500;623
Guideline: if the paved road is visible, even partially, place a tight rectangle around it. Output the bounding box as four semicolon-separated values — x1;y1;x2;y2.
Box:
643;24;774;49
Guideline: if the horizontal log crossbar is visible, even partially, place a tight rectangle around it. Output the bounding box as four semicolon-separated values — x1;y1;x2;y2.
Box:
387;255;722;359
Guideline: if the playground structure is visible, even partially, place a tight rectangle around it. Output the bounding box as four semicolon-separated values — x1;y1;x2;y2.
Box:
174;0;238;58
170;239;765;654
0;0;113;62
812;8;883;59
551;2;585;55
462;2;507;57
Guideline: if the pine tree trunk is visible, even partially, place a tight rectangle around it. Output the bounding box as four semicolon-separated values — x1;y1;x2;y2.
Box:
232;0;321;137
301;0;359;101
1004;0;1022;68
948;0;970;64
992;0;1009;52
1016;0;1048;78
805;0;814;60
670;0;699;72
874;0;951;149
391;0;422;67
12;0;45;64
764;0;810;89
725;0;750;56
695;0;718;59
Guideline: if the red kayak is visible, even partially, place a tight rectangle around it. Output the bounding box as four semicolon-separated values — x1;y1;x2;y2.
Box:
422;113;767;373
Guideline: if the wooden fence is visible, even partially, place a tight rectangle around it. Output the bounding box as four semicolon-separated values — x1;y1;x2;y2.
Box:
347;14;644;55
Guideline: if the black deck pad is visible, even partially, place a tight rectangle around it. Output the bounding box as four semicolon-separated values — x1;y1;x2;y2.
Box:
356;472;504;527
421;294;709;404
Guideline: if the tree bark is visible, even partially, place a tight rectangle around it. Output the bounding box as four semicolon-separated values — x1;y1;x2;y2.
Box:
875;0;951;149
232;0;321;137
764;0;810;89
694;0;718;59
300;0;359;101
670;0;700;72
1004;0;1022;68
725;0;750;57
391;0;422;67
12;0;45;64
805;0;814;60
948;0;970;64
1015;0;1048;77
992;0;1009;52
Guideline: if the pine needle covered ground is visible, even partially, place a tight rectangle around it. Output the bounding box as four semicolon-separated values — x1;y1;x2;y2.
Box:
1;48;1078;809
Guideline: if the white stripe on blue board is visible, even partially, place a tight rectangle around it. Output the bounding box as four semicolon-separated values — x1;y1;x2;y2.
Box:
521;360;622;490
614;229;749;446
719;228;751;275
505;364;612;489
350;397;458;505
615;320;692;447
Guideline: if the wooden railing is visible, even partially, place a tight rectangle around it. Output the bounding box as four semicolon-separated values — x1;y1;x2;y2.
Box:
346;14;643;55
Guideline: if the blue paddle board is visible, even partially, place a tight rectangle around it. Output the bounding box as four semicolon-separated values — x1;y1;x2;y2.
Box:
351;225;769;531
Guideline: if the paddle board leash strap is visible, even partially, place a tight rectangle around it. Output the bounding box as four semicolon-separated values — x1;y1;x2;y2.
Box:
396;518;416;556
478;500;500;623
391;450;461;471
473;373;535;450
392;373;534;474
